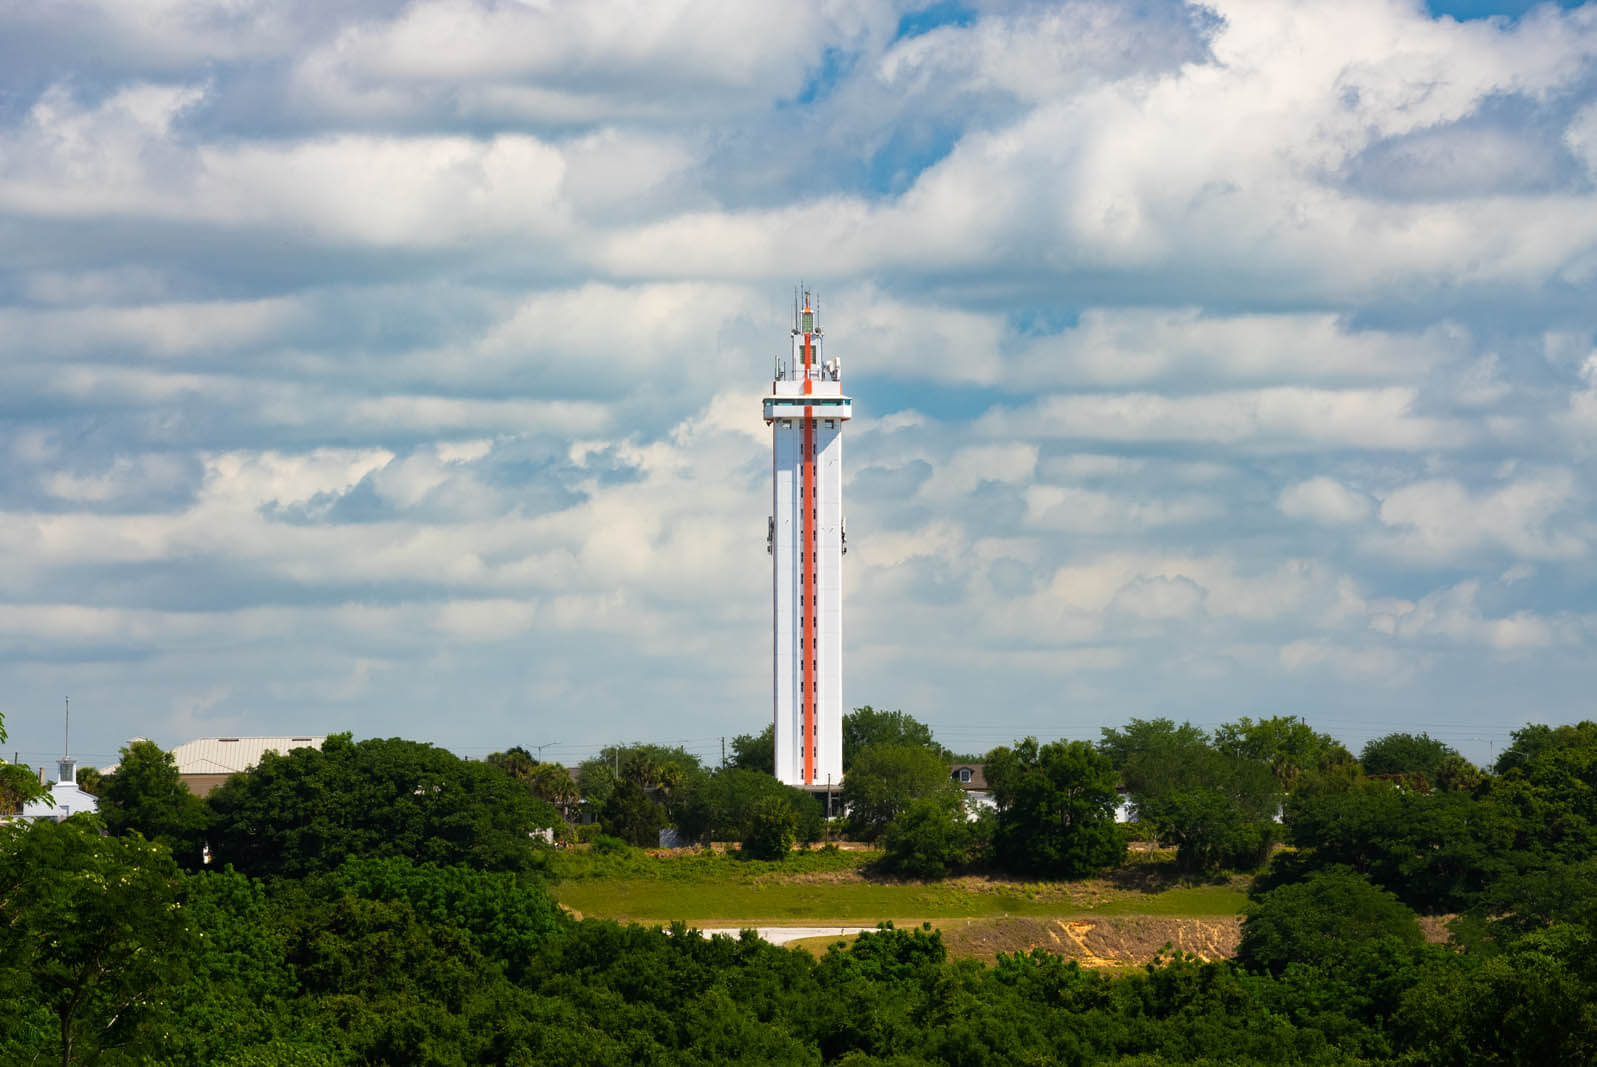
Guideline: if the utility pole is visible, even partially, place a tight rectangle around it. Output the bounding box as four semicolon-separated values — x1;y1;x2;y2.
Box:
720;736;725;767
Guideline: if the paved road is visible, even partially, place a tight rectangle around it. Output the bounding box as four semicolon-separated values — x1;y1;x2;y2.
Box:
693;926;876;946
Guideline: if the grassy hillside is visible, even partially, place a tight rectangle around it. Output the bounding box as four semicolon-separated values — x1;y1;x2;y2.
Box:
550;845;1248;927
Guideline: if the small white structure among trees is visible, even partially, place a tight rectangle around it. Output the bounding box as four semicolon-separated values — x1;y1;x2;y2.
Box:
19;758;98;823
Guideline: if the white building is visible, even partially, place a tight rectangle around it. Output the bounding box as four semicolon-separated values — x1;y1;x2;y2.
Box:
20;758;98;822
765;291;851;788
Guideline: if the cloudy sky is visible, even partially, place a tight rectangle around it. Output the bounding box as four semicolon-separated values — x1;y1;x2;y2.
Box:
4;0;1596;774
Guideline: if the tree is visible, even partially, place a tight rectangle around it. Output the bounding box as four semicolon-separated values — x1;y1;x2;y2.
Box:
0;761;47;817
1278;779;1521;912
1434;752;1484;793
528;762;580;820
578;743;705;810
842;743;960;840
672;769;821;847
486;749;579;821
985;737;1125;877
1238;867;1424;976
1473;857;1597;940
1213;716;1353;794
1104;718;1281;873
1494;721;1597;778
96;739;210;865
576;759;618;810
842;707;940;771
207;733;559;878
600;780;667;847
727;725;775;775
1393;923;1597;1066
1482;722;1597;869
1099;717;1209;774
325;857;566;982
0;817;196;1065
484;745;536;782
1360;731;1460;784
0;706;48;816
879;794;977;878
743;796;798;859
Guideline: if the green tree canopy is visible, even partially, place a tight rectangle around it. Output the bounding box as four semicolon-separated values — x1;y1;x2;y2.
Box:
1278;778;1522;912
1238;866;1424;977
207;733;559;878
1213;715;1354;793
1494;721;1597;777
742;795;798;859
727;725;775;775
484;745;536;781
577;743;705;809
486;748;579;821
879;793;981;878
0;762;47;817
0;817;196;1065
1098;717;1209;773
671;768;822;846
599;780;667;846
319;856;566;982
842;707;940;771
70;766;103;797
96;738;210;865
842;743;960;840
1359;731;1461;784
0;703;48;816
1103;718;1281;873
984;737;1125;877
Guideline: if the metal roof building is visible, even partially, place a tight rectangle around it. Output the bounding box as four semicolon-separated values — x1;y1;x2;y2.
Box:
169;735;326;796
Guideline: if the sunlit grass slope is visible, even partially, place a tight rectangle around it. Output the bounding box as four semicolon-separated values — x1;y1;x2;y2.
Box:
550;846;1248;925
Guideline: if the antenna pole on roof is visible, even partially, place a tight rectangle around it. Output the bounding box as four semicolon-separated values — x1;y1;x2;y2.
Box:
64;696;69;759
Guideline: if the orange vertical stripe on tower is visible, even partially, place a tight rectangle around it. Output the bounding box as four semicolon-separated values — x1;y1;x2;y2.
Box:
802;413;814;785
801;327;816;784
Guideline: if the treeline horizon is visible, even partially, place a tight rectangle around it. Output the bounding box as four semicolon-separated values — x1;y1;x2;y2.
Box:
4;709;1597;1063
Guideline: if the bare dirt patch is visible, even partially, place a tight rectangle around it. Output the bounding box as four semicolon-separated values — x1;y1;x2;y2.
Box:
936;915;1243;966
1418;915;1457;944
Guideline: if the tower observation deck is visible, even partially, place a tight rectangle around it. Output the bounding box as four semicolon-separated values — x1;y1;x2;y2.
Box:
765;290;851;788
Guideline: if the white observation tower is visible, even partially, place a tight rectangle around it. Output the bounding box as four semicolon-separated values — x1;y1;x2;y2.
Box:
765;289;851;787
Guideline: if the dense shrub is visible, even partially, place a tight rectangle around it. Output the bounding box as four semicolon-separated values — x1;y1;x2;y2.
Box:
742;796;797;859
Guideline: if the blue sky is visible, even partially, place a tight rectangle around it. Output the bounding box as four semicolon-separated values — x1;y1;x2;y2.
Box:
3;0;1597;774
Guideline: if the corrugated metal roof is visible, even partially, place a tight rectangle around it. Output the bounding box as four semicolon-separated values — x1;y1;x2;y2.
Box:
170;736;326;776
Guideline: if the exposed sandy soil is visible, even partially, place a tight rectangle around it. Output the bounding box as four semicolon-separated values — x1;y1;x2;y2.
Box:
780;916;1240;965
779;911;1459;965
934;915;1243;966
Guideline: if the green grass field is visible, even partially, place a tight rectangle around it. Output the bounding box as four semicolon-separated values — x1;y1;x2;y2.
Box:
550;846;1248;926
